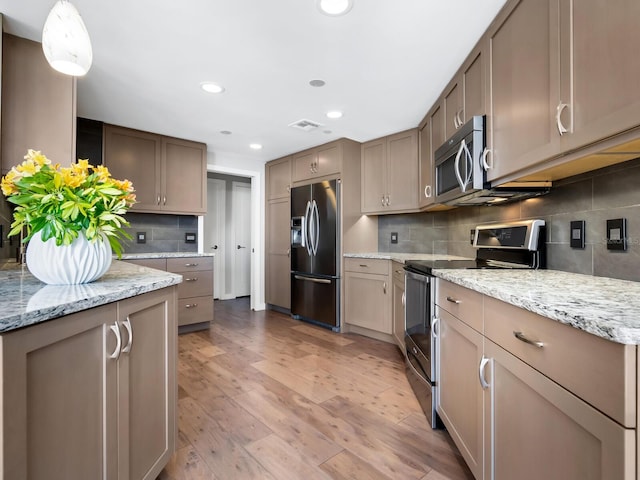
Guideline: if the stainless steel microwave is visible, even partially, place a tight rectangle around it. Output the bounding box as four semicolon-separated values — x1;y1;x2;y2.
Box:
434;115;486;204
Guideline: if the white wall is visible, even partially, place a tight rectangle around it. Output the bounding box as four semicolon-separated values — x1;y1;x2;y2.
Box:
205;151;266;311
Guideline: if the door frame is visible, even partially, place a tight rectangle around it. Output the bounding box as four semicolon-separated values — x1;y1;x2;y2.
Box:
201;164;265;311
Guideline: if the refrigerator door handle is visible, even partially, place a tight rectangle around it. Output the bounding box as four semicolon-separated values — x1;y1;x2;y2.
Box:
312;200;320;256
303;201;312;255
294;275;332;284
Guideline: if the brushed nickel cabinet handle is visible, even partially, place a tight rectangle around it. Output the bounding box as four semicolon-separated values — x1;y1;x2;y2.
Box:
446;296;460;304
185;277;199;282
479;356;490;389
185;303;198;308
108;323;122;360
184;263;199;267
514;331;544;348
556;102;569;136
122;316;133;354
383;282;387;294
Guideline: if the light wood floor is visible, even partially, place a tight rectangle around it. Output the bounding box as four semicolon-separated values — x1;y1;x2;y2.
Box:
158;298;473;480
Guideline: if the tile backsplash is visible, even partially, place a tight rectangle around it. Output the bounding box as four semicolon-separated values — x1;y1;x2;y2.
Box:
122;213;198;254
378;157;640;282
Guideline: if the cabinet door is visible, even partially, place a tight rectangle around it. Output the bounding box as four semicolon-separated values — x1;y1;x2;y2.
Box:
1;34;76;173
392;266;406;350
1;304;118;480
558;0;640;152
316;142;341;178
103;125;162;212
484;339;635;480
117;289;176;480
436;307;483;480
386;129;419;212
418;122;434;208
443;80;463;139
361;138;386;213
162;136;207;214
462;45;485;123
486;0;559;182
430;104;445;159
266;156;292;200
292;150;316;182
344;271;391;334
266;198;291;309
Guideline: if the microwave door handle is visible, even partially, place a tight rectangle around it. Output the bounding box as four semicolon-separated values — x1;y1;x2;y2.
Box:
454;140;467;192
463;140;473;188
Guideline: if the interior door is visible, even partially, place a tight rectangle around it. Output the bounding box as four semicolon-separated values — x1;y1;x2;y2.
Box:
232;182;251;298
204;178;225;299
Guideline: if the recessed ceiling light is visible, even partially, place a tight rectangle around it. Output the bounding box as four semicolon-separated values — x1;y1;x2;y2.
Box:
220;130;232;135
200;82;225;94
326;111;343;119
309;79;326;87
249;143;263;150
317;0;354;16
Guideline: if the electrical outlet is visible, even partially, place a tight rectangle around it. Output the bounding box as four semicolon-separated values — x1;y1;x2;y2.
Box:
390;232;398;244
136;232;146;244
185;232;197;244
570;220;585;249
606;218;627;251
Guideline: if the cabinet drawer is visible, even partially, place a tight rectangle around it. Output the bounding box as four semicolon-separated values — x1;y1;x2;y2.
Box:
178;296;213;326
484;296;636;427
125;258;167;270
176;271;213;299
167;257;213;273
392;262;405;285
436;280;483;332
344;258;389;275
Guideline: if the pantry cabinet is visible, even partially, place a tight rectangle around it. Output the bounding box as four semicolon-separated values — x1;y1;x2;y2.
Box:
0;287;176;480
1;33;76;173
103;125;206;215
361;129;419;214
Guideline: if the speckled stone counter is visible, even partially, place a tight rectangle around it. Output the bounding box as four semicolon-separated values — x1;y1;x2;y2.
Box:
344;252;471;263
434;269;640;345
120;252;214;260
0;260;182;334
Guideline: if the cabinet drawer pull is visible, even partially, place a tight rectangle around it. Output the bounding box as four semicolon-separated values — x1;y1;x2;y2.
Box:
185;277;199;282
184;263;199;267
185;303;198;308
359;264;369;268
514;331;544;348
446;296;460;304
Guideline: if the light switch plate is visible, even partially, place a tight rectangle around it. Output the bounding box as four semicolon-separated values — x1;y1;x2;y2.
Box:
570;220;585;249
606;218;627;251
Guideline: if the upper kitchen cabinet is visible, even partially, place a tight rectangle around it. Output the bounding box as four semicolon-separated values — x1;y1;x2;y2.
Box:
103;125;206;215
418;120;434;209
292;141;341;183
1;34;76;174
266;155;292;200
442;43;486;141
361;129;419;214
485;0;560;183
556;0;640;153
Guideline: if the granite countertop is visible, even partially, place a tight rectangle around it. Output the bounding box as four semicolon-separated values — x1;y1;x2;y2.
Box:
0;260;182;334
119;252;214;259
434;269;640;345
344;252;471;263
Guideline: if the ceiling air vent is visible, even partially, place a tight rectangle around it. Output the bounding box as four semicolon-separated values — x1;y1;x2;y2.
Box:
288;119;324;132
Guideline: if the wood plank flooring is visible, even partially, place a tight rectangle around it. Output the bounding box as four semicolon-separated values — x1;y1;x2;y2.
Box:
158;298;473;480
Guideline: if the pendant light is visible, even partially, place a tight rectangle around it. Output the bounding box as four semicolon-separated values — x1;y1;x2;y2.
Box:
42;0;93;76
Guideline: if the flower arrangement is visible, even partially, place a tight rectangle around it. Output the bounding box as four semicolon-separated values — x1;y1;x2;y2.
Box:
1;149;136;257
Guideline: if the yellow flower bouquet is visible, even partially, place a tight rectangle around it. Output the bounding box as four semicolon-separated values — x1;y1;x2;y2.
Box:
1;150;136;257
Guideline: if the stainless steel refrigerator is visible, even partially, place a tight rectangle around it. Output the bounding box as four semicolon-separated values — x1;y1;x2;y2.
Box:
290;179;340;331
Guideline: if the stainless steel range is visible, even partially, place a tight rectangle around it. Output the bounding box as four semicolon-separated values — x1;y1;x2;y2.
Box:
403;219;546;428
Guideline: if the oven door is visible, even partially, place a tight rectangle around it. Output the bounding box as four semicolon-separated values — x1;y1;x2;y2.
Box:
404;269;433;381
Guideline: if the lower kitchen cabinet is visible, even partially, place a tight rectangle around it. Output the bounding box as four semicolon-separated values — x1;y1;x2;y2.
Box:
0;287;177;480
435;306;484;480
391;261;406;350
484;339;634;480
344;258;392;338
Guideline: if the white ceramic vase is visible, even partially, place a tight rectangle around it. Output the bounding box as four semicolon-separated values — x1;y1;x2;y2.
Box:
26;231;112;285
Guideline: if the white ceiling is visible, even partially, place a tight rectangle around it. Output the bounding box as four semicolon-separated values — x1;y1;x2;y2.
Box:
0;0;507;164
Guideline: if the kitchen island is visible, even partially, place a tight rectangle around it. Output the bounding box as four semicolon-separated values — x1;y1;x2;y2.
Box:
0;260;181;480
